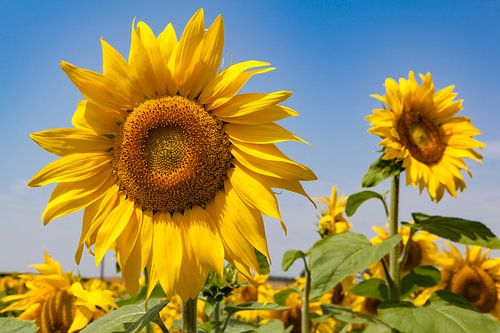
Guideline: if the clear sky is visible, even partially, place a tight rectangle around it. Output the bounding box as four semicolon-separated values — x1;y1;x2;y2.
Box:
1;0;499;278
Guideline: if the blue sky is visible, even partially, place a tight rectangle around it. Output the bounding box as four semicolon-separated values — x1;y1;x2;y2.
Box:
0;0;498;278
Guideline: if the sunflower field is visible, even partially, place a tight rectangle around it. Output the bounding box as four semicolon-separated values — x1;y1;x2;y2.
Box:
1;4;499;333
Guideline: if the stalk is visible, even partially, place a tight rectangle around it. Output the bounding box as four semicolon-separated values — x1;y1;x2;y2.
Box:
214;301;221;333
388;175;401;300
182;298;197;333
301;258;311;333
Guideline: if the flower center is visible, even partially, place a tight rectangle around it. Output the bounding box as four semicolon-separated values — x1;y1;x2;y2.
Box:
396;106;446;165
403;241;423;272
449;265;497;312
39;289;75;333
113;96;232;213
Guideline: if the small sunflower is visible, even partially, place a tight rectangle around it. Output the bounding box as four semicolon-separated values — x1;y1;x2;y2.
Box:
1;252;116;333
29;9;315;300
415;244;500;318
316;186;351;238
226;274;275;323
370;225;441;278
366;71;484;201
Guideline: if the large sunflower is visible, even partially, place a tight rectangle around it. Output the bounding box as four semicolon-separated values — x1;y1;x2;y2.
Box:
28;9;315;301
1;252;116;333
366;71;484;201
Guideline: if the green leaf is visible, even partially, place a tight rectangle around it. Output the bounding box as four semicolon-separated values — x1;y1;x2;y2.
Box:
345;191;386;217
321;304;389;327
428;290;477;311
273;288;298;306
81;299;168;333
362;157;404;188
310;232;401;299
400;266;440;297
281;250;307;272
378;301;500;333
256;319;293;333
0;318;36;333
224;302;288;316
411;213;500;249
255;250;270;275
349;278;388;300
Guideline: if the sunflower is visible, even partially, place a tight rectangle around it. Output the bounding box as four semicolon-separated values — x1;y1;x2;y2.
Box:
415;244;500;318
366;71;484;201
1;252;116;332
28;9;316;301
370;224;441;278
226;274;275;323
316;186;351;238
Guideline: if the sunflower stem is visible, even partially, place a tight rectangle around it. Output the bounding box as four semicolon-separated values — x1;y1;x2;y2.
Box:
182;298;197;333
301;257;311;333
388;175;401;300
214;301;221;333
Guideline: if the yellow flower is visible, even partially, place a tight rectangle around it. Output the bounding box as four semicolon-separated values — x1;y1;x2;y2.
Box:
415;244;500;318
316;186;351;238
1;252;115;333
226;274;275;323
28;9;315;301
370;225;441;278
366;71;484;201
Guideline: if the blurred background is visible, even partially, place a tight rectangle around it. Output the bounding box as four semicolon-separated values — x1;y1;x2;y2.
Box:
0;0;498;278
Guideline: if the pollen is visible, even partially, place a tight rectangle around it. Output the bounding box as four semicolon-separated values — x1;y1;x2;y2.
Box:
113;96;232;213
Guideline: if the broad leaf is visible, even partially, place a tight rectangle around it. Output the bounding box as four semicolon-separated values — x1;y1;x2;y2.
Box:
281;250;307;272
362;157;404;188
256;319;293;333
0;318;35;333
310;232;401;299
273;288;298;306
81;299;168;333
378;301;500;333
400;266;440;296
349;278;388;300
411;213;500;249
428;290;477;311
345;191;386;217
224;302;288;316
321;304;389;327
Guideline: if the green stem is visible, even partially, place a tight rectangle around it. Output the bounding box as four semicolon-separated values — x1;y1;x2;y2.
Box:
301;258;311;333
388;175;401;300
214;301;221;333
182;298;197;333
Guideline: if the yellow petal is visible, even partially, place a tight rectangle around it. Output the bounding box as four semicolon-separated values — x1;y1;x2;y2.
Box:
216;105;297;124
208;191;260;276
41;170;114;225
225;182;269;258
230;145;316;181
170;8;205;96
60;61;133;110
152;212;182;297
225;123;307;145
228;166;281;221
122;234;143;296
140;210;154;271
116;206;142;266
30;128;113;156
29;153;111;187
199;60;274;109
94;197;136;265
189;14;224;98
185;206;224;275
71;100;123;135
